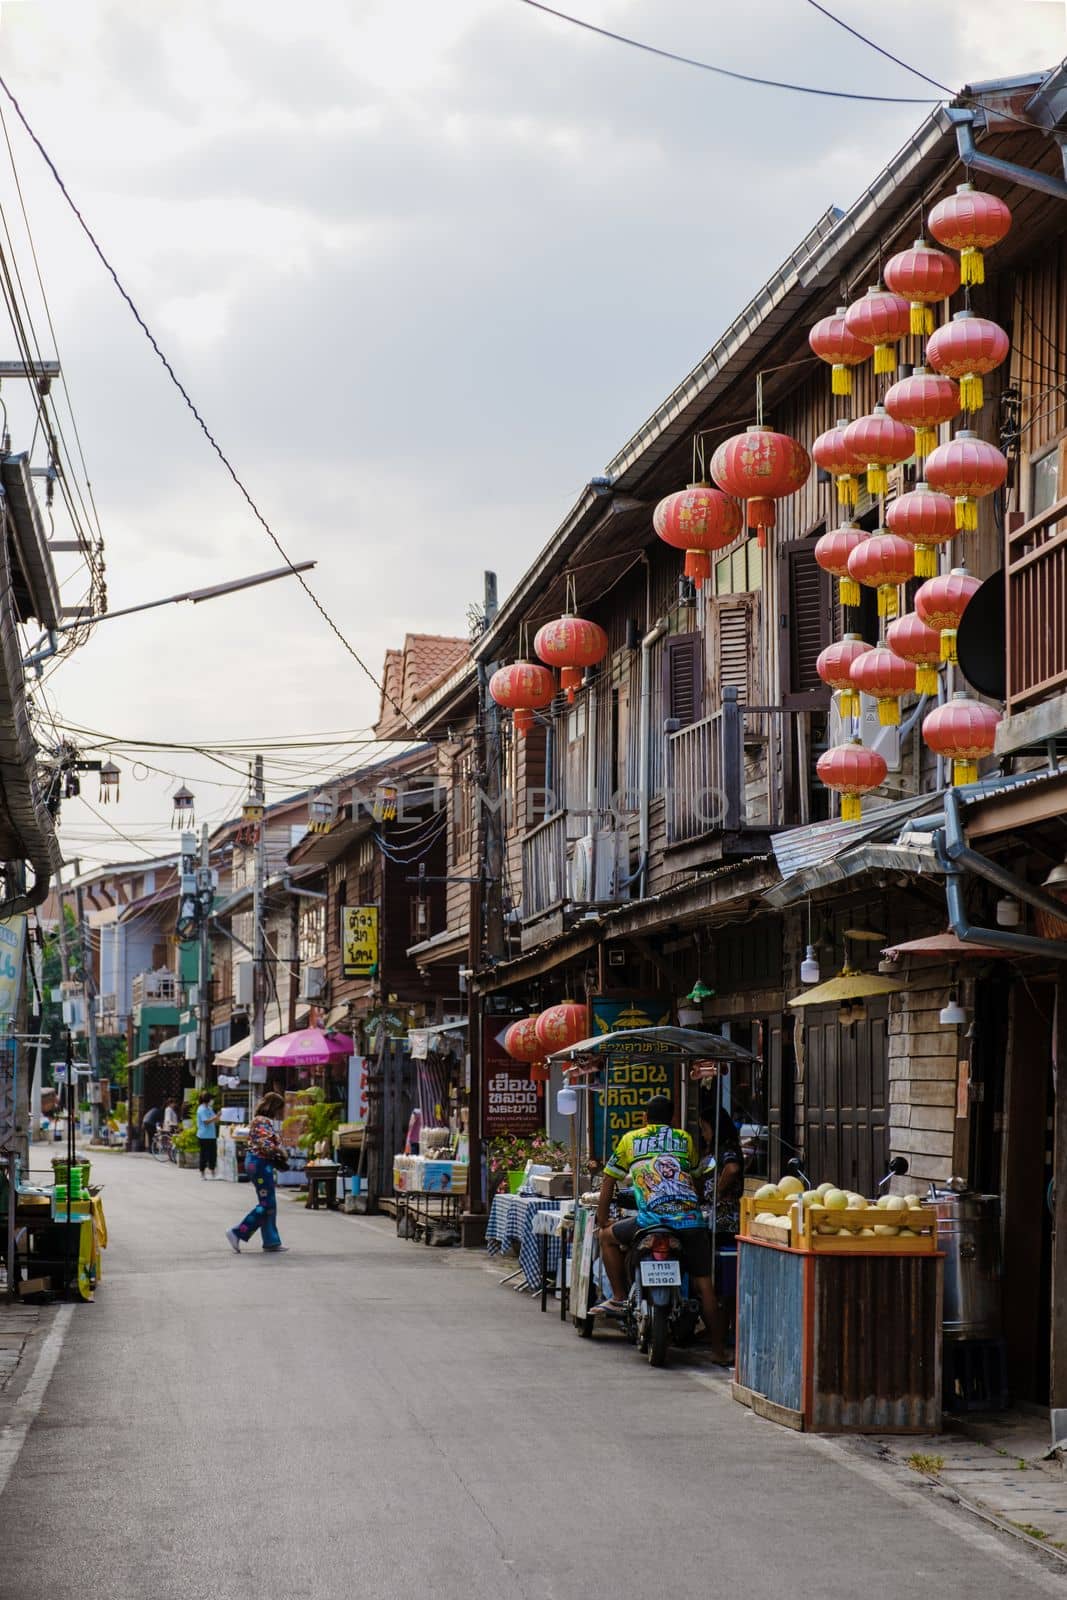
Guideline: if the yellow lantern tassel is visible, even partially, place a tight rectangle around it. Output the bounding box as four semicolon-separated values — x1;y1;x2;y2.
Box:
940;627;958;664
952;759;979;786
873;343;897;376
867;463;888;496
955;495;977;531
913;543;937;578
836;473;859;507
839;575;861;607
958;372;983;412
915;665;939;695
838;688;859;719
910;302;934;336
684;549;711;588
913;425;937;459
959;246;984;286
841;794;862;822
877;584;899;619
831;364;852;396
877;697;901;726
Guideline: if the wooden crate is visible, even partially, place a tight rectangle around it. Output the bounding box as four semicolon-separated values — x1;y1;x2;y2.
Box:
740;1193;797;1246
798;1204;938;1254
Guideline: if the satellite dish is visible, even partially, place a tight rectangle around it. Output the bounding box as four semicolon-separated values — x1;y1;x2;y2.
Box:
956;568;1005;701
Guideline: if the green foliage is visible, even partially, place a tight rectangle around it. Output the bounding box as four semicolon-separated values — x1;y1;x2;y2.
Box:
297;1100;342;1152
172;1126;199;1154
487;1133;568;1178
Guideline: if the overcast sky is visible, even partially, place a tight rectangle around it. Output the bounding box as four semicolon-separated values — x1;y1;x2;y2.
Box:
0;0;1058;865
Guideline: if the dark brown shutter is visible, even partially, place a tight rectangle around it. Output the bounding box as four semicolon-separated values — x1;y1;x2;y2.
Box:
709;594;759;705
663;631;704;726
780;535;831;706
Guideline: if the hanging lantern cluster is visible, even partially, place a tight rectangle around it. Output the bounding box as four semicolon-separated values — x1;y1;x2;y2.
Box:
887;611;942;695
844;285;911;376
883;368;959;460
811;424;867;509
535;1001;588;1053
847;529;914;618
915;567;979;664
816;634;870;718
843;406;914;498
926;311;1009;414
922;693;1001;785
503;1015;543;1062
710;426;811;546
924;430;1008;531
886;481;956;579
850;645;916;726
489;660;556;737
653;483;742;589
817;742;888;823
534;615;608;704
883;238;960;335
815;523;865;606
808;308;873;396
928;183;1012;287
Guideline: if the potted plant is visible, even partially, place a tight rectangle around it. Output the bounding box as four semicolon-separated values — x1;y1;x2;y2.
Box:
172;1125;200;1169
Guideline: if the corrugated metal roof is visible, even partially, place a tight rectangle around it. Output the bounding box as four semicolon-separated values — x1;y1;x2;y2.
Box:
770;794;943;884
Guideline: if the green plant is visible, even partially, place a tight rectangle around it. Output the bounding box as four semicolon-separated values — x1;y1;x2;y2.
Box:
297;1100;342;1152
172;1126;199;1154
487;1133;568;1178
906;1452;945;1475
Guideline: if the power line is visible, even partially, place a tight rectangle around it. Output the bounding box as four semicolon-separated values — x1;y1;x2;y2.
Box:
516;0;939;103
801;0;952;95
0;73;418;734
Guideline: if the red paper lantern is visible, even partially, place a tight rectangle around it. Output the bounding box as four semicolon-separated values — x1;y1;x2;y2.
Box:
914;568;980;663
926;311;1010;414
488;661;556;737
885;481;956;578
849;645;916;727
924;430;1007;532
503;1015;544;1063
534;1001;589;1054
883;238;961;335
811;423;868;509
883;368;959;461
928;183;1012;286
808;307;873;396
534;616;608;703
653;483;743;589
844;286;911;376
922;693;1001;786
816;633;871;718
842;406;915;497
817;740;888;823
846;530;914;618
710;426;810;546
815;524;865;607
886;612;942;696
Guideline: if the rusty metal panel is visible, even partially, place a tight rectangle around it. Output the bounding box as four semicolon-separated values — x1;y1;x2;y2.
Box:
811;1253;942;1431
737;1240;804;1415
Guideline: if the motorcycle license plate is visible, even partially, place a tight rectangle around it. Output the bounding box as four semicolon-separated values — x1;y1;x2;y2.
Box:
641;1260;681;1287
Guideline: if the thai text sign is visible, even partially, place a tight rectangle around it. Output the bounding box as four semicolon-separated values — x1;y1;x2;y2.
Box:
341;906;379;978
591;995;674;1156
482;1019;540;1136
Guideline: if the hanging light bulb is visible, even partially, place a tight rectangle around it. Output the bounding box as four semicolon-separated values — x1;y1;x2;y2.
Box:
800;945;821;984
995;896;1021;927
557;1086;578;1117
940;992;967;1027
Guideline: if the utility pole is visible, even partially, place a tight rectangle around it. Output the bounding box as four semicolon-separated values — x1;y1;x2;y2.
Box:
250;755;266;1121
72;859;101;1143
467;571;501;1221
195;824;214;1090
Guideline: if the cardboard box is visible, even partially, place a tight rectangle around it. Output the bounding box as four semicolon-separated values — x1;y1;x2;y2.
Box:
17;1276;50;1299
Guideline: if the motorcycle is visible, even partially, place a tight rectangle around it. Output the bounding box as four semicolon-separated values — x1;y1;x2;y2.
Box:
614;1191;702;1366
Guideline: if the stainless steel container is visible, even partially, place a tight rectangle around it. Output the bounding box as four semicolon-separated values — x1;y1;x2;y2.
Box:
930;1187;1002;1340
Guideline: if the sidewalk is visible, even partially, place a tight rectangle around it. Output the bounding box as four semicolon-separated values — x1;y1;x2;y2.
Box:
0;1302;46;1403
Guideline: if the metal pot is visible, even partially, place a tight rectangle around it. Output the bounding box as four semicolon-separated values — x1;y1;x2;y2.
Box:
929;1185;1002;1340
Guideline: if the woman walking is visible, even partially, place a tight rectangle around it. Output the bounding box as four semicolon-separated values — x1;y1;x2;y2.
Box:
226;1093;288;1254
196;1092;220;1179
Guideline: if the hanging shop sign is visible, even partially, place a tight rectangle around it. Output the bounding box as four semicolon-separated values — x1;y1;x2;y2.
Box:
482;1018;540;1137
341;906;379;978
590;996;674;1158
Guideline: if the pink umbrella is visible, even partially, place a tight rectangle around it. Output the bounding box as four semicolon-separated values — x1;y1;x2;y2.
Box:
252;1027;355;1068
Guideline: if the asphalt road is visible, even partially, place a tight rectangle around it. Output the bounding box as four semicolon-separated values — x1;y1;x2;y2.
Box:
1;1155;1062;1600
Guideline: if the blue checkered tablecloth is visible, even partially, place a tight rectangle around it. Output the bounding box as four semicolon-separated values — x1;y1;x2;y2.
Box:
486;1193;562;1288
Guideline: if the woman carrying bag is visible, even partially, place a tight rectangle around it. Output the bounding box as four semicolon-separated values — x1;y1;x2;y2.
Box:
226;1093;289;1254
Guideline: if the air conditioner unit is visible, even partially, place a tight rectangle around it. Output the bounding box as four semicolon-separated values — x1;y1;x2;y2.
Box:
568;830;631;904
301;964;326;1001
235;961;254;1008
829;692;901;772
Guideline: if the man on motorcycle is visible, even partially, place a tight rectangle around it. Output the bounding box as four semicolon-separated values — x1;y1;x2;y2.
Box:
593;1093;722;1353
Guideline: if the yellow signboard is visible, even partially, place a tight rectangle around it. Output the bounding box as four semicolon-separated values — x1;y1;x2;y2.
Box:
342;906;379;978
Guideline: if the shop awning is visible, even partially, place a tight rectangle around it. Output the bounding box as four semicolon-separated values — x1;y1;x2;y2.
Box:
214;1037;251;1068
158;1033;188;1056
547;1026;757;1066
409;1019;468;1059
882;931;1010;959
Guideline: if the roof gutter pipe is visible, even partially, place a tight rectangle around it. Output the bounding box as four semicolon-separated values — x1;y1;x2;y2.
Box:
936;784;1067;959
946;106;1067;202
638;617;669;901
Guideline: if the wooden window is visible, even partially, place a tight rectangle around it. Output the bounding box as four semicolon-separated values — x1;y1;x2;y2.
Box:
708;594;759;706
780;533;832;707
662;631;704;726
714;536;762;595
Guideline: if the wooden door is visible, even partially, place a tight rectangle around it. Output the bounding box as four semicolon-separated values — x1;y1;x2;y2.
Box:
802;1000;889;1194
779;534;831;710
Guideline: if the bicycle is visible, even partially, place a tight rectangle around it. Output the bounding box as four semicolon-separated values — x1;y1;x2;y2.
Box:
150;1128;178;1164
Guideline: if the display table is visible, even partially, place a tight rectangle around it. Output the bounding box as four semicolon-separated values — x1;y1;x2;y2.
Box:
306;1164;341;1210
486;1192;561;1290
395;1189;464;1243
735;1205;943;1433
7;1192;107;1301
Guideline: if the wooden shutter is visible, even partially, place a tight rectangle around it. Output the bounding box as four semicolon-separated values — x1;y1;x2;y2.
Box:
709;594;759;706
662;631;704;726
780;536;831;707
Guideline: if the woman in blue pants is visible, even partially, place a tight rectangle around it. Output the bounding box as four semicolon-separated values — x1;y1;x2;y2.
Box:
226;1093;288;1253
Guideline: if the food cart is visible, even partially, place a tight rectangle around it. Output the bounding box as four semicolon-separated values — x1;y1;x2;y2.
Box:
545;1026;758;1337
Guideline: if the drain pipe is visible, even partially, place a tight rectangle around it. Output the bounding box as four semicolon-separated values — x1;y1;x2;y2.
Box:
946;107;1067;202
638;616;668;900
936;785;1067;959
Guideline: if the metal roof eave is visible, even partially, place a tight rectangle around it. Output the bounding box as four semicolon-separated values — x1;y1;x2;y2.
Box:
763;842;942;908
1;454;60;632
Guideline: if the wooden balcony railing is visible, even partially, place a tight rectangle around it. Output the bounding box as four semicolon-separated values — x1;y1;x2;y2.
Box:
1006;493;1067;713
521;810;567;920
666;687;803;846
